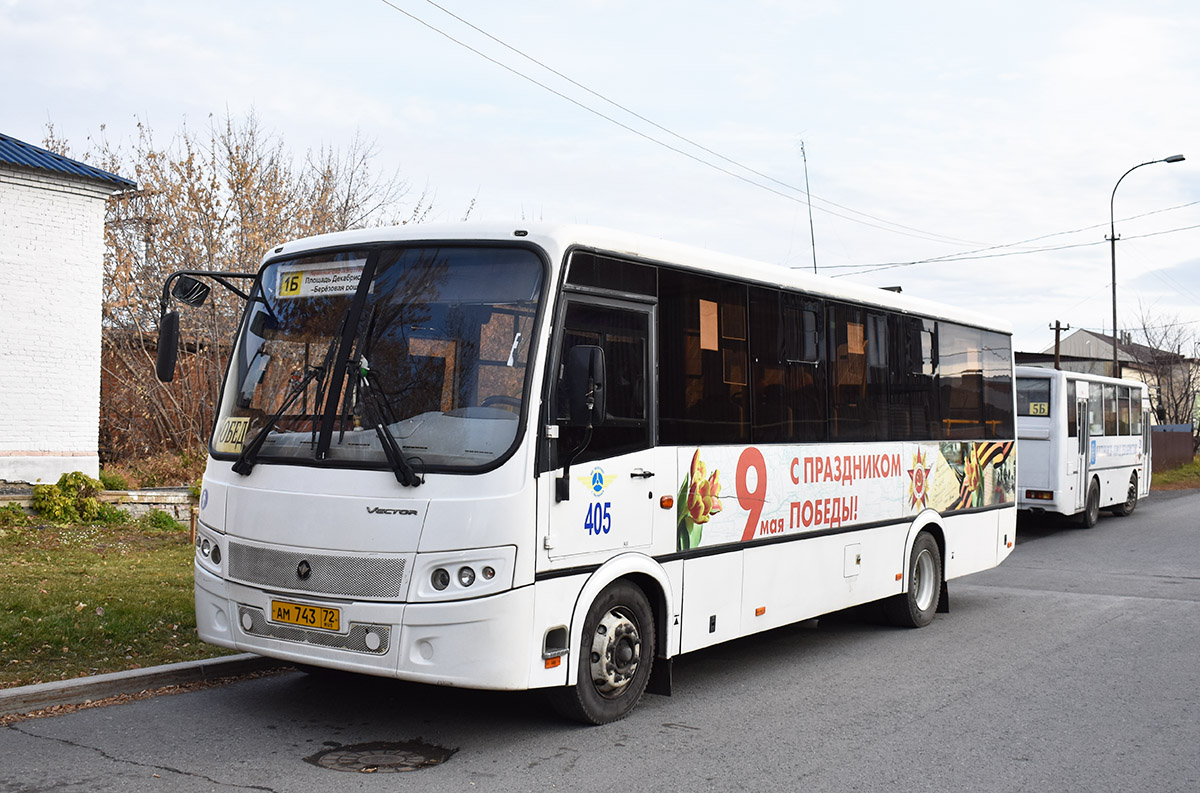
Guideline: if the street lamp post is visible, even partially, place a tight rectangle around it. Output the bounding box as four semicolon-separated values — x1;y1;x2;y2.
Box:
1109;154;1185;377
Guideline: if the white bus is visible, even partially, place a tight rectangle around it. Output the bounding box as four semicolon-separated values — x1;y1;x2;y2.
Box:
1015;365;1151;526
157;224;1017;724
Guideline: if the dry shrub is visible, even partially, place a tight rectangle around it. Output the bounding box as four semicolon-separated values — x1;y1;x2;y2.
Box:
103;448;207;489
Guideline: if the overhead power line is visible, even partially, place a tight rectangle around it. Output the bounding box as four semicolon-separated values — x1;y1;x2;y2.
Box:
379;0;1198;275
376;0;985;246
829;215;1200;277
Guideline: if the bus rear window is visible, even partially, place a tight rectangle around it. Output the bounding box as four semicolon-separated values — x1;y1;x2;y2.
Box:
1016;377;1050;417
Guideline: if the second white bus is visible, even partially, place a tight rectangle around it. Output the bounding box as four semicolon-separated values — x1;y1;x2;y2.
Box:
1015;365;1151;526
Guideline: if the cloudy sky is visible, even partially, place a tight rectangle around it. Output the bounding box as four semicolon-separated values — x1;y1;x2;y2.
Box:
4;0;1199;352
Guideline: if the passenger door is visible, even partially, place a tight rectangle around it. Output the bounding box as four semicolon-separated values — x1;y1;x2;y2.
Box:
1075;397;1090;512
541;297;669;561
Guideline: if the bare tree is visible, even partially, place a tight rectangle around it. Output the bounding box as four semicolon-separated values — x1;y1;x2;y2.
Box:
1127;308;1200;451
54;112;432;461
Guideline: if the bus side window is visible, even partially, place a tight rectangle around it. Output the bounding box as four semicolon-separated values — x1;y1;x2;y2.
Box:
1066;380;1077;437
658;270;750;445
1118;386;1131;435
829;303;896;440
938;322;985;440
748;287;825;444
554;301;651;466
1088;383;1104;436
891;316;938;441
1103;384;1118;436
981;330;1013;439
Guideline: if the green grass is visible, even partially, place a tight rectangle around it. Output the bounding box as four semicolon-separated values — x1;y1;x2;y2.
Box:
0;517;234;689
1152;456;1200;491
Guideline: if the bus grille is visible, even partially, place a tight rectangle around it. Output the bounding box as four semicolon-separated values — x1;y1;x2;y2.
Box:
227;542;407;599
237;606;390;655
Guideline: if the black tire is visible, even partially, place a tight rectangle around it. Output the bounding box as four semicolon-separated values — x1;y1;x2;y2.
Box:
548;580;655;725
1110;474;1138;517
885;531;942;628
1079;478;1101;528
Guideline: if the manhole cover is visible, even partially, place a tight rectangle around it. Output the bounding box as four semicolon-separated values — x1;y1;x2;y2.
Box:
305;739;457;773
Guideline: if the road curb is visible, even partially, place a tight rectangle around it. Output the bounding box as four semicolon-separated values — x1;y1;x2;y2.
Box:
0;653;289;718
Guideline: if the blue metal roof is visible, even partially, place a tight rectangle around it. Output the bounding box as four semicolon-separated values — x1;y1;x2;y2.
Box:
0;132;135;188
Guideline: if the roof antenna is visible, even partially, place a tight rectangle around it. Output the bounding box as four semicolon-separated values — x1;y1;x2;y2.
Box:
800;140;818;274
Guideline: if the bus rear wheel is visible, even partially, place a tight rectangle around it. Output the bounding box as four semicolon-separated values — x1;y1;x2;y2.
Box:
886;531;942;628
1110;474;1138;517
549;580;655;725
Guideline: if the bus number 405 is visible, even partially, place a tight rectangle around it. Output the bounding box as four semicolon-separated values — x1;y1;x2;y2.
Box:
585;502;612;535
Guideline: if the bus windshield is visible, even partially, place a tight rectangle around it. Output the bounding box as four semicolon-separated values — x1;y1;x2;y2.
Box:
212;245;544;472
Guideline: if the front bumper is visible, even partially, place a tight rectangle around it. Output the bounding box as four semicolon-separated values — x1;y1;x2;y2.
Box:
195;565;536;690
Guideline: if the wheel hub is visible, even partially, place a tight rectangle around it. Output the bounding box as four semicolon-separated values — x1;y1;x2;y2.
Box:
590;608;641;697
914;548;936;611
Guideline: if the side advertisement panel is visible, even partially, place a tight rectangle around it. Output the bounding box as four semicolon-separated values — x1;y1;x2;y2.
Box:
677;441;1015;552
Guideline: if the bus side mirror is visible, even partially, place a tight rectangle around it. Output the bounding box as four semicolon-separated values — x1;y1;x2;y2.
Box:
171;275;211;307
565;345;606;427
156;311;180;382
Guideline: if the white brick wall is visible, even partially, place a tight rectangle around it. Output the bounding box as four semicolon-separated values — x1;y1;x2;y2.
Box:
0;165;123;483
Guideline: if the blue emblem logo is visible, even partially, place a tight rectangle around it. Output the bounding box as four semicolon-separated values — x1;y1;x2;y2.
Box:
590;467;607;497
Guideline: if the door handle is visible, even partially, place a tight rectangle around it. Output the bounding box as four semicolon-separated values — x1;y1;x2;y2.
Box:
630;469;655;479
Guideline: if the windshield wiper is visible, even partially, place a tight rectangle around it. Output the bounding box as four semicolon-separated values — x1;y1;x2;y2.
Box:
356;357;421;487
231;363;327;476
232;315;350;475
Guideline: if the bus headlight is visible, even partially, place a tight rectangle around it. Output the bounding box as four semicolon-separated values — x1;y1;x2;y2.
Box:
194;524;225;576
411;547;516;602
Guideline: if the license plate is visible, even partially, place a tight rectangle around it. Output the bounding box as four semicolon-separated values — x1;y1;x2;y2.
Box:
270;599;340;632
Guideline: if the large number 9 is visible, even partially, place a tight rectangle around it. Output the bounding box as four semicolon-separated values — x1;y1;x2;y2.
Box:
737;447;767;542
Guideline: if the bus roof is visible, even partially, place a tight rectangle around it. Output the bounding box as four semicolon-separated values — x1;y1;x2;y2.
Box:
1015;365;1149;389
268;222;1012;334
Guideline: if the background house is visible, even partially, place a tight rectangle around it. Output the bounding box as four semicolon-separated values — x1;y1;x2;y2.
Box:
1018;327;1199;464
0;133;135;483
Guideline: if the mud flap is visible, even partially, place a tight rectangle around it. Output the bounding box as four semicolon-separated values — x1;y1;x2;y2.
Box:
647;656;673;696
937;580;950;613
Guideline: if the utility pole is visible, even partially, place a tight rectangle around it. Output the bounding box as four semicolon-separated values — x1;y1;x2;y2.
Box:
1050;320;1071;370
800;140;817;274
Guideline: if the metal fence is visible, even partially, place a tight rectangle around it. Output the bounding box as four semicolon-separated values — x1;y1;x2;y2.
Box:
1152;425;1195;472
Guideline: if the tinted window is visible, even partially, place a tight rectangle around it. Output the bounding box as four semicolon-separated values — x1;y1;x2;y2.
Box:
938;323;985;439
566;251;656;296
659;270;749;445
749;288;825;443
982;331;1014;438
554;301;650;465
888;316;939;440
1066;380;1077;437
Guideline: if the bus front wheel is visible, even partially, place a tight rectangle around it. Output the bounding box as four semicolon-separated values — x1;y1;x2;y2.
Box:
1080;479;1101;528
549;580;655;725
886;531;942;628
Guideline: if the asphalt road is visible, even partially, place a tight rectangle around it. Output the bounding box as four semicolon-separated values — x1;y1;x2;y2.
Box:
2;490;1198;792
